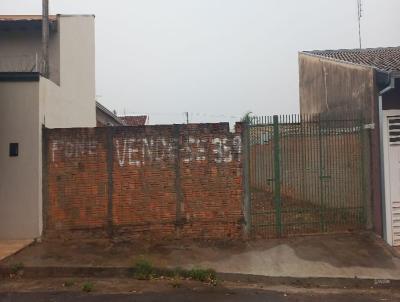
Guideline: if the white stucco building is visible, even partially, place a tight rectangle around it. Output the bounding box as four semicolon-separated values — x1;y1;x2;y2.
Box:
0;15;96;239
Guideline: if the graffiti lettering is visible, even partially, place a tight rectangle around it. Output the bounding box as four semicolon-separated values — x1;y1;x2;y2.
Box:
51;139;97;162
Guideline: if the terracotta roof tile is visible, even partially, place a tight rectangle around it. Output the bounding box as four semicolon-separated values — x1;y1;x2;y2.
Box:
120;115;148;126
303;46;400;72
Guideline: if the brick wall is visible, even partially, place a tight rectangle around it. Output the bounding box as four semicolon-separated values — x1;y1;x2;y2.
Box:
43;123;244;240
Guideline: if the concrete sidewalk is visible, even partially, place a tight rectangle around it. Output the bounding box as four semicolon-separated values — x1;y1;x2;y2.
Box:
0;233;399;281
0;240;33;262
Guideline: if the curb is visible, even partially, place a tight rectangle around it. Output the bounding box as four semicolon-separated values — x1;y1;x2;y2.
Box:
218;273;399;289
0;266;399;289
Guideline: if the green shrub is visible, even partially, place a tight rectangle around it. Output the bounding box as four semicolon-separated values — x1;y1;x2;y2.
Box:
10;262;24;274
134;259;154;280
187;268;217;283
82;282;94;293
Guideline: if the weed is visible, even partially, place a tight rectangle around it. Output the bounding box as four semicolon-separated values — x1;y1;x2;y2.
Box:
187;268;217;283
166;267;184;278
170;276;182;288
82;282;94;293
63;280;75;287
134;258;154;280
131;260;218;285
10;262;24;274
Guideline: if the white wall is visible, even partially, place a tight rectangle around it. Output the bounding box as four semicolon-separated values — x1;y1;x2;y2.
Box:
43;15;96;128
0;81;41;239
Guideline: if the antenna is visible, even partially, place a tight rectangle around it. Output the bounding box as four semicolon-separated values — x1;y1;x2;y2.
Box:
357;0;363;49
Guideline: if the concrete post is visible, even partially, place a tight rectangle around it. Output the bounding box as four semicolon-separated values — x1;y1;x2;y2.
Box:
41;0;49;78
242;121;252;236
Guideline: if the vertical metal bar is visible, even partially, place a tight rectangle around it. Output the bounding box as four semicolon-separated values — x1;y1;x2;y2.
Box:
352;117;357;225
342;117;348;227
357;116;362;225
253;118;257;235
257;118;260;236
359;115;367;226
340;117;346;226
253;116;260;189
332;118;339;227
305;115;310;218
348;118;355;226
283;114;287;235
269;116;274;237
332;118;338;227
281;115;285;234
295;115;299;209
349;118;356;225
327;118;333;229
301;115;306;204
261;117;264;188
296;115;302;231
311;114;318;231
273;115;282;237
318;114;326;232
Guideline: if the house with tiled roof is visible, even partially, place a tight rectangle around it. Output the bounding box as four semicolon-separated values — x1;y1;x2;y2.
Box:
299;46;400;247
96;102;124;126
95;105;148;127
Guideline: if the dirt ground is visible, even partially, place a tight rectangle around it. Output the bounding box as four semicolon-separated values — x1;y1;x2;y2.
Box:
1;232;399;281
0;240;33;262
0;232;395;268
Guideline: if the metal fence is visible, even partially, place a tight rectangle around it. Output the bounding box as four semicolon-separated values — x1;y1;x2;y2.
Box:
247;114;368;238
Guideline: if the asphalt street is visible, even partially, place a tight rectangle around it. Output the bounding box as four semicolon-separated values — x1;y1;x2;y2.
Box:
0;289;398;302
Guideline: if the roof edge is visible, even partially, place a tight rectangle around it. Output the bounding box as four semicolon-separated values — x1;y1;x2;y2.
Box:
57;14;95;18
96;101;125;125
0;14;57;19
298;51;383;72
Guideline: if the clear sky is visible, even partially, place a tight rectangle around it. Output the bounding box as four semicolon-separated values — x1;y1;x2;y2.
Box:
1;0;399;124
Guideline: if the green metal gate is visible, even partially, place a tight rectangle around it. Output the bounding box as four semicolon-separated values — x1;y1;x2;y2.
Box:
247;114;367;238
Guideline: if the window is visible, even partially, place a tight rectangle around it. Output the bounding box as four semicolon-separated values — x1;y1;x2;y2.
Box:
9;143;19;157
389;117;400;145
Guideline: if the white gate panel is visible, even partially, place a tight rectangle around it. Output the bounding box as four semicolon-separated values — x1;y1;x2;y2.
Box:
384;113;400;247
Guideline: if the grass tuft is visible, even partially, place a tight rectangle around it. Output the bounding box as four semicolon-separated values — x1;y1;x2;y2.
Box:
131;259;218;285
134;258;154;280
186;268;217;283
10;262;24;274
82;282;94;293
170;276;182;288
